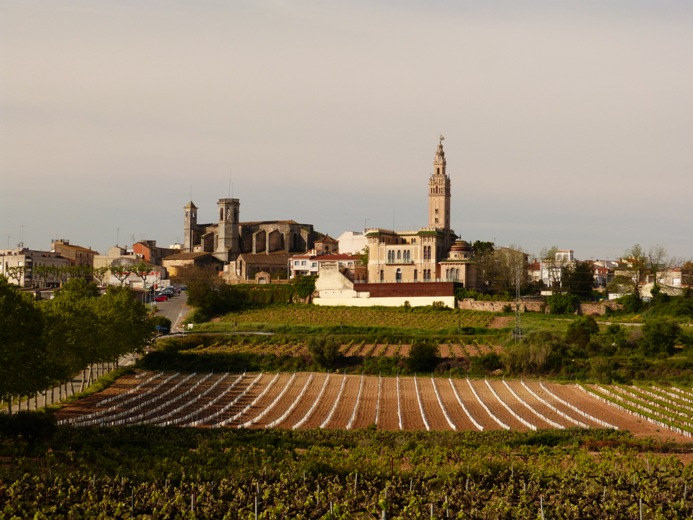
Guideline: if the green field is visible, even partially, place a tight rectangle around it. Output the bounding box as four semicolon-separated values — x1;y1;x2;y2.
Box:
194;304;496;333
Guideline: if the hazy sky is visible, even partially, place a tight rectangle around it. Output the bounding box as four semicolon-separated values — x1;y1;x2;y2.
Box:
1;0;692;261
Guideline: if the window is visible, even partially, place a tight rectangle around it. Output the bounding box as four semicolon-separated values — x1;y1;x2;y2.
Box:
312;262;317;268
379;269;384;282
395;268;402;282
413;269;418;281
294;261;299;266
396;250;401;261
301;261;307;266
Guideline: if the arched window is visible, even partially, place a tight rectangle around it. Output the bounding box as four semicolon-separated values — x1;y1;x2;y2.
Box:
379;269;384;282
219;208;224;221
396;250;401;261
413;269;418;281
396;268;402;283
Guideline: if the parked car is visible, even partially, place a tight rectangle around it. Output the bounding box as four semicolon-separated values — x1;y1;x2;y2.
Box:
154;294;169;302
159;287;176;297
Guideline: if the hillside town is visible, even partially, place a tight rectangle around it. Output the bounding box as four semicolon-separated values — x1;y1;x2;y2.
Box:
1;139;690;310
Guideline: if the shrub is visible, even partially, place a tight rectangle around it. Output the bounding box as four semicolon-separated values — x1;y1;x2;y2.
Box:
307;335;341;369
641;318;681;356
406;340;439;372
0;411;56;447
293;275;317;300
617;293;642;314
565;316;599;347
471;353;503;374
151;315;172;333
546;293;579;314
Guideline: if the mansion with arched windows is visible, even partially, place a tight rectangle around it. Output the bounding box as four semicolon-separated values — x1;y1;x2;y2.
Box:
365;138;478;288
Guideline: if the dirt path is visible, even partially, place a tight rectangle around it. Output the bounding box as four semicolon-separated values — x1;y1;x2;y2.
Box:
489;316;513;329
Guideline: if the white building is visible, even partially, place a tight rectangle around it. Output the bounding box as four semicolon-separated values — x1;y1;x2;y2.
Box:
0;247;70;288
337;231;368;255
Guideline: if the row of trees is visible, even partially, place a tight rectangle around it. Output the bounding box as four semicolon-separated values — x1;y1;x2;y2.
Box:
0;276;154;412
4;261;157;288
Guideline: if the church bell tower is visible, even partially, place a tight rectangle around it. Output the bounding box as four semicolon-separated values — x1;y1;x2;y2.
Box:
428;136;451;230
215;198;240;261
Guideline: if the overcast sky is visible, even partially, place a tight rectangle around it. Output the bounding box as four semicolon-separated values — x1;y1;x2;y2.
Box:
1;0;692;261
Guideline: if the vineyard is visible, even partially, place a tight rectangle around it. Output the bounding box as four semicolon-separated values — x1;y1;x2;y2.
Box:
57;371;692;439
186;338;502;359
1;425;691;518
206;304;496;331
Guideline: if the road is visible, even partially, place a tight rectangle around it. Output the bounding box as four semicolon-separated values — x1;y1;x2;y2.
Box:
153;291;190;332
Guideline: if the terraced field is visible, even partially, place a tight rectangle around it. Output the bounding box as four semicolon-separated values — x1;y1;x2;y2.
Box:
188;340;502;358
58;372;692;440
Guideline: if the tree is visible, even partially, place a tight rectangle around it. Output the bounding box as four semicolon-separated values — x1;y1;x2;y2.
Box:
546;293;580;314
406;340;439;372
539;245;564;292
565;316;599;347
293;275;316;300
641;318;680;356
307;336;341;369
96;286;153;360
131;261;154;288
110;263;132;286
5;265;24;286
621;244;648;297
470;241;497;294
43;279;103;391
647;245;667;288
0;277;46;412
91;266;110;286
562;261;594;300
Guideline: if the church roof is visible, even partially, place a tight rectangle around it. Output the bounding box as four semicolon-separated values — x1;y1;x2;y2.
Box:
316;234;338;244
184;201;197;209
240;220;300;226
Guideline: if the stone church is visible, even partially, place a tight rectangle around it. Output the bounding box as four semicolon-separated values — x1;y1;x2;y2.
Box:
182;198;316;279
366;138;478;288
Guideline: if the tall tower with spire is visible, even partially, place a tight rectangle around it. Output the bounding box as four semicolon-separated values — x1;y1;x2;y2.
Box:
428;135;451;230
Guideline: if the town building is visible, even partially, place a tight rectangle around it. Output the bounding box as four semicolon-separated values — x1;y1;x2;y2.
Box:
289;253;364;281
314;235;338;255
0;247;70;288
51;239;98;267
181;197;317;281
365;137;477;288
337;231;368;255
540;249;575;288
132;240;177;266
162;251;224;278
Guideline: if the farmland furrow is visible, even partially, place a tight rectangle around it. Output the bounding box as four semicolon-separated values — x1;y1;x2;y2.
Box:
291;373;331;429
399;377;425;430
502;380;566;429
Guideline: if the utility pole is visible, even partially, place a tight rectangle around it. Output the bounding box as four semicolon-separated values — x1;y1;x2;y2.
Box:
513;265;523;342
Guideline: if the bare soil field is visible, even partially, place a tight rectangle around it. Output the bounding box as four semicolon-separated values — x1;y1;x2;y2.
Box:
57;371;691;440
